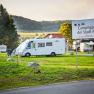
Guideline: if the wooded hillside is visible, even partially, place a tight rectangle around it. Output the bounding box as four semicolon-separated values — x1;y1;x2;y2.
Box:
13;16;63;32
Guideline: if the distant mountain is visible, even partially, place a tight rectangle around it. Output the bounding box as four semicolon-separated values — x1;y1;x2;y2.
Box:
13;15;63;32
13;16;42;32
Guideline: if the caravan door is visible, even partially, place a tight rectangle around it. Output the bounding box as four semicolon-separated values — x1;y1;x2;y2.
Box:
26;41;37;56
31;42;37;55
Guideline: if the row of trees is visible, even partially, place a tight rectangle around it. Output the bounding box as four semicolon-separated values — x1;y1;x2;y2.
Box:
0;4;18;50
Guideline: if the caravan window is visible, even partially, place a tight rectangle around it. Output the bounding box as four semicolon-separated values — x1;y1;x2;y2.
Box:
38;43;45;47
27;41;34;49
46;42;52;46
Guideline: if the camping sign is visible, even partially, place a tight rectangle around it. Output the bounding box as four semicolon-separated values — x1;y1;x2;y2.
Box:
72;19;94;39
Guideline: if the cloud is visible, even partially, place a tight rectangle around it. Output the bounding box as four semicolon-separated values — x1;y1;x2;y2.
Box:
1;0;94;20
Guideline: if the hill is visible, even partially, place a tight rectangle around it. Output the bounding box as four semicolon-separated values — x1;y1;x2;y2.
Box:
13;16;63;32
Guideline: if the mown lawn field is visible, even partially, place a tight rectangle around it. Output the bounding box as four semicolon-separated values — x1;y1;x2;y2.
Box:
0;53;94;90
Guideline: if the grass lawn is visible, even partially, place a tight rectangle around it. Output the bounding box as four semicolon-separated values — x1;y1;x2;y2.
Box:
0;53;94;90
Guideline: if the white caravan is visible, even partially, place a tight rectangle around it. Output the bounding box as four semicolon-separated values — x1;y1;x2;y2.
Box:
0;45;7;52
15;38;66;56
80;42;94;52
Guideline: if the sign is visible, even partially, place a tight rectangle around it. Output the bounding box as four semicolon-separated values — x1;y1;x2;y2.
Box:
72;19;94;39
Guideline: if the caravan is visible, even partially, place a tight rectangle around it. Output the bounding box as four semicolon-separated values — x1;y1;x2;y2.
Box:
0;45;7;53
15;38;66;56
80;42;94;52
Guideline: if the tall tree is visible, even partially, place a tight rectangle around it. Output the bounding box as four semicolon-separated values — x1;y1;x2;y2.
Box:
0;4;18;49
59;21;73;47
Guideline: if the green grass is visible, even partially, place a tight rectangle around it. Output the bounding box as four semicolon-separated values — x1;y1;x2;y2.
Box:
0;53;94;90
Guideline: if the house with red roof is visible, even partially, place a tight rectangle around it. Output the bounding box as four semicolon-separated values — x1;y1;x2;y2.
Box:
45;33;63;38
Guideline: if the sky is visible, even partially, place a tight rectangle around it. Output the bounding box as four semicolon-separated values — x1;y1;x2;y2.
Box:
0;0;94;21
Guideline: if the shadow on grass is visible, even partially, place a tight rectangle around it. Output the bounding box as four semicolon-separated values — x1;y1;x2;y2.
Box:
20;55;77;59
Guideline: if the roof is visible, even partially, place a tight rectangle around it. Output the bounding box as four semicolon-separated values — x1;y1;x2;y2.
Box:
45;33;63;38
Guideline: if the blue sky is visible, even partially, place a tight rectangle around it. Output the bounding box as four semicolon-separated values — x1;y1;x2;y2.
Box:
1;0;94;21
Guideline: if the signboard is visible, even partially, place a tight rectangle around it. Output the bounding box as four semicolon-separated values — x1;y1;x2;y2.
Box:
72;19;94;39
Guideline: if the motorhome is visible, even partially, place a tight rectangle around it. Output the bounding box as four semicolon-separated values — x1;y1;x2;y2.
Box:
15;38;66;56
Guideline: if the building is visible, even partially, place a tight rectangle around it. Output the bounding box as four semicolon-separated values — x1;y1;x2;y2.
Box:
45;33;63;38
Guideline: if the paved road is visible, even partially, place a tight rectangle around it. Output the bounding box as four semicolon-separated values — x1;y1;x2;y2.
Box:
0;80;94;94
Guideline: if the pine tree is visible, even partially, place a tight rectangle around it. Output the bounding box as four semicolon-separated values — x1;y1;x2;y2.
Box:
0;4;18;50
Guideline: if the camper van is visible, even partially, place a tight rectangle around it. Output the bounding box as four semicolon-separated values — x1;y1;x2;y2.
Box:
15;38;66;56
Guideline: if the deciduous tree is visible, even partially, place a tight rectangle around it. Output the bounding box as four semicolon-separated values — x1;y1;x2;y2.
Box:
59;21;73;47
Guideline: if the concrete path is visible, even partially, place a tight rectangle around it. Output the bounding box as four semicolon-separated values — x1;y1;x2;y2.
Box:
0;80;94;94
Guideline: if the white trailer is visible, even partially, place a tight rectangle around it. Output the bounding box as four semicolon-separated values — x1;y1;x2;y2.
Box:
15;38;66;56
0;45;7;53
80;42;94;52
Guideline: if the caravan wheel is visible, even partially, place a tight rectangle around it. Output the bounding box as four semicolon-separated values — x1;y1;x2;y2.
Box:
25;53;31;57
51;52;56;56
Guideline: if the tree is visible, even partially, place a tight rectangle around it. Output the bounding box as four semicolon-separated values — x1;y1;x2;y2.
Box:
59;21;73;47
0;4;18;49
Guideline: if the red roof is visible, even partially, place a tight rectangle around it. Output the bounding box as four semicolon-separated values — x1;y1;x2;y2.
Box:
45;33;63;38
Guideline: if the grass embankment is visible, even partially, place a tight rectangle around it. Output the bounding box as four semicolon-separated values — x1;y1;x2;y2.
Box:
0;53;94;89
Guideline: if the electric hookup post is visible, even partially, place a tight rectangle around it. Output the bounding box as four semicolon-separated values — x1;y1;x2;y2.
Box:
75;42;79;69
7;49;14;61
